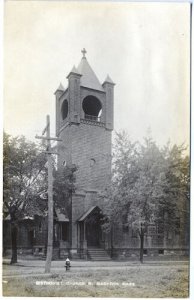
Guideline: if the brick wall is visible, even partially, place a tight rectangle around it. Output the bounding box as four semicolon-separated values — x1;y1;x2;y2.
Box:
58;123;111;191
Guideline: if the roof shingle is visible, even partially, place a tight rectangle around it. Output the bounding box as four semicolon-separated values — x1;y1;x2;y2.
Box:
77;58;104;92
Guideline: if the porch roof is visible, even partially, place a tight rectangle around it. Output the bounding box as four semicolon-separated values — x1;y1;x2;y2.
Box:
55;208;69;222
77;206;99;222
4;215;34;221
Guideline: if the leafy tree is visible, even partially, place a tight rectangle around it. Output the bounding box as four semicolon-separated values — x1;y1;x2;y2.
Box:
156;144;190;247
3;132;78;264
53;164;77;219
100;131;141;255
101;131;189;263
3;133;47;264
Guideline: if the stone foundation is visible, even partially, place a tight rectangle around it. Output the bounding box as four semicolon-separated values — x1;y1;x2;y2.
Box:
111;247;189;260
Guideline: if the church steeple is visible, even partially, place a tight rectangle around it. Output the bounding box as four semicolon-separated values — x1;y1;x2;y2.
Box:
55;50;115;133
77;50;104;92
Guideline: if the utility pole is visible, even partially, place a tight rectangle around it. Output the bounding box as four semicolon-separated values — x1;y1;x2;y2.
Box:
36;115;61;273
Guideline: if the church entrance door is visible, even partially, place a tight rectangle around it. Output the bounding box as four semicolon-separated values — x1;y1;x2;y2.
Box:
86;217;101;247
78;206;103;248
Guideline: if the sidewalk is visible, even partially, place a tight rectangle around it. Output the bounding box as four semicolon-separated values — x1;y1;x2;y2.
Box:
3;258;189;278
3;258;189;267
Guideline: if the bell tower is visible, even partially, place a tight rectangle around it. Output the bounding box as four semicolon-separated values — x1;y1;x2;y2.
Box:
55;49;115;257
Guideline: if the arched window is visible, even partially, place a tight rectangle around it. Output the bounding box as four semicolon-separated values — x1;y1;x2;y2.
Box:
82;96;102;121
38;222;42;232
90;158;96;167
61;99;68;120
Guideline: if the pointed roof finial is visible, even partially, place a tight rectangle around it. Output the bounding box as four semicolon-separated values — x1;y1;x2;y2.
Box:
81;48;87;58
103;74;115;85
57;82;65;91
54;82;65;95
66;65;82;79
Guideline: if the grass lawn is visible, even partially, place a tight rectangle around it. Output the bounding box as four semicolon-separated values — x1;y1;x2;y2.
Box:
3;262;189;297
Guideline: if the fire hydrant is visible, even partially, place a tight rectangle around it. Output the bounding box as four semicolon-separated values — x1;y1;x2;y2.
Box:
65;257;71;271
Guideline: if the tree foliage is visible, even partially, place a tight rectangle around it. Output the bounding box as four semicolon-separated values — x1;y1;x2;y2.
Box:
101;131;189;262
3;132;47;263
53;164;77;218
3;132;47;219
3;132;78;263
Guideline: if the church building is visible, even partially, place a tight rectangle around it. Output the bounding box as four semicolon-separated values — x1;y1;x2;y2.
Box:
3;50;189;260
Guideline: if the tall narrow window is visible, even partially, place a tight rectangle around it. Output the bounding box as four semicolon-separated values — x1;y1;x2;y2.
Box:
61;99;68;120
90;158;96;167
38;222;42;232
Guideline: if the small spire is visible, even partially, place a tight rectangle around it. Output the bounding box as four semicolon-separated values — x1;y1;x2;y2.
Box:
54;82;65;94
81;48;87;58
57;83;65;91
103;74;115;85
66;65;82;79
70;65;79;74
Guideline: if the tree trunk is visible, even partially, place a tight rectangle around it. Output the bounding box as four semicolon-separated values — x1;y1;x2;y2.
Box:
44;220;48;257
140;232;144;264
10;223;18;264
110;224;113;258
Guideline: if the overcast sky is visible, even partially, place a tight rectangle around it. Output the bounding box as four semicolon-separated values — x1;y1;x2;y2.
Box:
4;1;190;147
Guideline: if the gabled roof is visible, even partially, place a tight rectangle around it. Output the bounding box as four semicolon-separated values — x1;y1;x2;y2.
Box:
77;58;104;92
77;206;100;222
4;215;34;221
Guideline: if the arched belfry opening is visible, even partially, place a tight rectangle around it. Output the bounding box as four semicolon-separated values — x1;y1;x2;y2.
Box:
82;96;102;121
61;99;68;120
